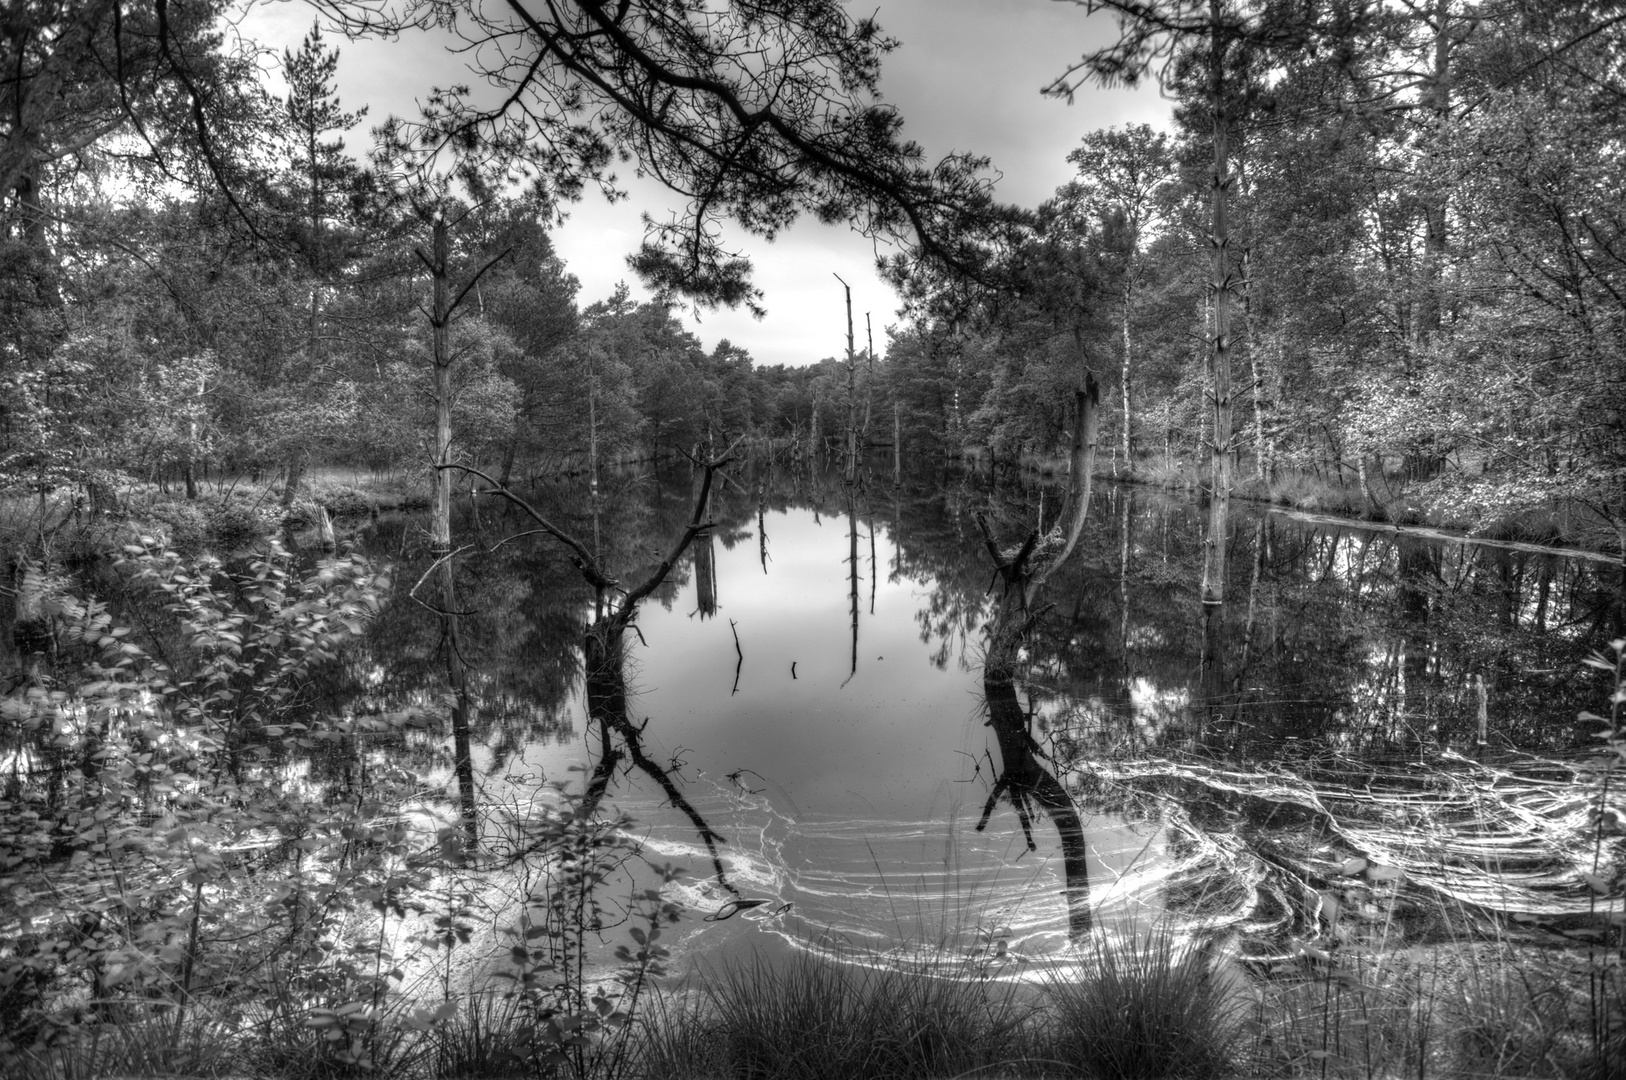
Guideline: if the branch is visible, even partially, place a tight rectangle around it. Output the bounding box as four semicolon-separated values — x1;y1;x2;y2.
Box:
616;449;731;616
154;0;270;244
435;463;617;591
447;246;515;316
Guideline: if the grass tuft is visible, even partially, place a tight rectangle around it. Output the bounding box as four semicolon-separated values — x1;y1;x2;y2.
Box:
645;952;1031;1080
1041;929;1244;1080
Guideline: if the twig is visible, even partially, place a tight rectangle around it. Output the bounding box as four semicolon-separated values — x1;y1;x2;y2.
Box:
729;618;743;695
407;545;472;613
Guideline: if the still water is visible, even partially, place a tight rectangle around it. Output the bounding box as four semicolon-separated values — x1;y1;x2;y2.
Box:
340;462;1623;974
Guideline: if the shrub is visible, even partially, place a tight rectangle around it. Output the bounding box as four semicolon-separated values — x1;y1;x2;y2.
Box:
139;499;209;554
0;543;397;1062
202;494;275;550
312;482;377;518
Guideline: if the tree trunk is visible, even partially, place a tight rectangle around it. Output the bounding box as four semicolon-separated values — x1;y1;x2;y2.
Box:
893;401;902;484
1201;4;1236;609
429;214;478;845
498;438;517;488
1243;250;1268;482
1121;280;1135;473
970;383;1100;939
281;454;307;508
810;398;821;467
837;276;859;484
978;669;1093;938
14;562;53;686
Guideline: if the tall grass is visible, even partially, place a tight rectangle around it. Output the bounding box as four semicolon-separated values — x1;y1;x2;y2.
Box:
1040;929;1245;1080
5;1010;238;1080
640;952;1033;1080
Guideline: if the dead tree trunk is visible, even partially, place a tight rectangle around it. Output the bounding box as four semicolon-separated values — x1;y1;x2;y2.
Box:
446;448;740;889
972;378;1100;938
835;274;859;485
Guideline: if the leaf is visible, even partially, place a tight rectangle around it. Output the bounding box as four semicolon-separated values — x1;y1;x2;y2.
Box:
1339;857;1367;876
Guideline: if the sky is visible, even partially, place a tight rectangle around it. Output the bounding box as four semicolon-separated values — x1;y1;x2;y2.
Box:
246;0;1173;367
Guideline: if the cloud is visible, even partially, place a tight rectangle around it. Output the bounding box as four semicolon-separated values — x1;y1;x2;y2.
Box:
252;0;1173;368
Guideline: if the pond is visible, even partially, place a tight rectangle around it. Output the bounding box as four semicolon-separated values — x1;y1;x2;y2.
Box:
336;459;1622;977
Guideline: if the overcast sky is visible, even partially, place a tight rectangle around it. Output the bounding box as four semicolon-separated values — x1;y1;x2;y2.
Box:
248;0;1173;367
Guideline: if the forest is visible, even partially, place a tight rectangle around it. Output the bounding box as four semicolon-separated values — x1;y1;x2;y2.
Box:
2;2;1626;1079
0;1;1620;555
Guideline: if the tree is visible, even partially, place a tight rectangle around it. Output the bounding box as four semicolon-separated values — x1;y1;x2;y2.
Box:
275;23;369;502
281;22;367;347
1060;124;1175;470
1046;0;1333;607
329;0;1019;310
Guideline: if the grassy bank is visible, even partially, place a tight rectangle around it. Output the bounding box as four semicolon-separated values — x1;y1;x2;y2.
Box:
6;926;1621;1080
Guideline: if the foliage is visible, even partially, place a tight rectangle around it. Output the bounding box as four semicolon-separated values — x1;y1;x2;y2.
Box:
311;482;379;518
0;543;397;1061
483;788;684;1080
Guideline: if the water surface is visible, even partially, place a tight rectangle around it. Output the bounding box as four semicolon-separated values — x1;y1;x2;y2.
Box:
337;462;1623;973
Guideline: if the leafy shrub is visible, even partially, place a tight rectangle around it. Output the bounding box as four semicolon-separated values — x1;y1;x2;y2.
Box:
312;482;377;518
0;542;693;1080
139;499;209;554
202;494;275;549
0;543;398;1062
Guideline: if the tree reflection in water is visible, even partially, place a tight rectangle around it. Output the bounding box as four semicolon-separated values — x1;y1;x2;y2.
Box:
340;438;1620;958
973;380;1100;939
451;454;742;894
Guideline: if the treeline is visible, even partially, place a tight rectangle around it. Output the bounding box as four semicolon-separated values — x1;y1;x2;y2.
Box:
0;20;884;507
877;3;1624;546
1;5;1621;548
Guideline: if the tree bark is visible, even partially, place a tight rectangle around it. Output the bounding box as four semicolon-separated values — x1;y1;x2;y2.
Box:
1201;3;1236;610
893;401;902;484
1121;280;1135;473
428;214;478;845
837;275;859;484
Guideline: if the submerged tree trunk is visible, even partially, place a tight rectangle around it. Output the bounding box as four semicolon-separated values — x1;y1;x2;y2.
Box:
458;450;738;886
979;672;1093;937
846;488;860;679
694;471;717;619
